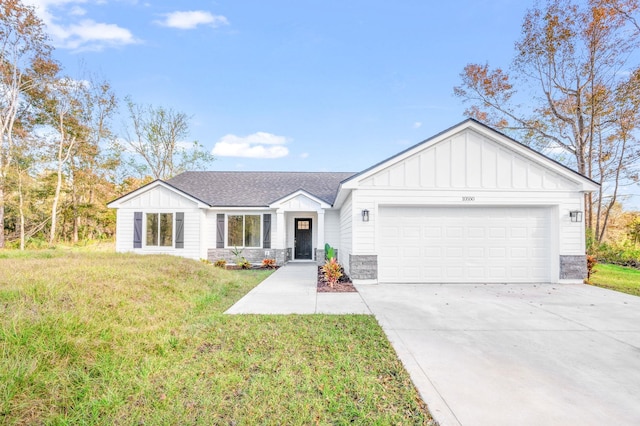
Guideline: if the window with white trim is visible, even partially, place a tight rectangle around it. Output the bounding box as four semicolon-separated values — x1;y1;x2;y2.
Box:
227;214;261;247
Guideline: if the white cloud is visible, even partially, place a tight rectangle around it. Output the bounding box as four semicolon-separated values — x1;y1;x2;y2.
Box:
212;132;290;159
23;0;139;51
300;152;309;159
156;10;229;30
59;20;137;50
69;6;86;16
413;121;422;129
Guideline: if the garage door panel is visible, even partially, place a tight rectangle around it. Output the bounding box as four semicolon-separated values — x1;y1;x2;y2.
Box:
424;227;442;238
489;247;506;258
446;267;464;278
424;266;443;276
379;206;551;283
511;227;527;238
468;227;485;238
425;247;442;257
488;227;507;238
488;267;507;279
468;247;485;258
511;248;527;258
447;227;464;238
467;267;485;279
510;267;528;278
446;247;464;258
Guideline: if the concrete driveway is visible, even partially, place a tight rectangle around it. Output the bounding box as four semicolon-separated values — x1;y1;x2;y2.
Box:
356;283;640;426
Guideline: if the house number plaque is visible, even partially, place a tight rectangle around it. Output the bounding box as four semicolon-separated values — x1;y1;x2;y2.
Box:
462;196;475;201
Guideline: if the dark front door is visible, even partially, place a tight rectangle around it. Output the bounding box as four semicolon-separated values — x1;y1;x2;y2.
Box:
294;218;313;259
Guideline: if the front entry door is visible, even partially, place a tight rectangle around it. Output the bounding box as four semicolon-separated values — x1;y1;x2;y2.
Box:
294;218;313;259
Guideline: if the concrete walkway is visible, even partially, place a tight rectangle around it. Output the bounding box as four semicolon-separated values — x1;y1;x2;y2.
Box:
225;262;370;314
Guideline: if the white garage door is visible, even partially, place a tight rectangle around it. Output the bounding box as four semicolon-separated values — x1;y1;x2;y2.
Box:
379;206;551;283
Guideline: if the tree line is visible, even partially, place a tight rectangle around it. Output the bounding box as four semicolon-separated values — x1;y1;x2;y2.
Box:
0;0;213;249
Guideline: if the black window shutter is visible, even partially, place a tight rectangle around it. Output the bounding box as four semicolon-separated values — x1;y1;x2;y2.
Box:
263;214;271;249
133;212;142;248
216;214;225;248
175;212;184;248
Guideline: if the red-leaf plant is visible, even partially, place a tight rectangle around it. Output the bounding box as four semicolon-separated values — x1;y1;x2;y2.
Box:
322;258;343;288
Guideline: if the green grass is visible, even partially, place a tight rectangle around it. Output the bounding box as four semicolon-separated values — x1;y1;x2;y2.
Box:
588;263;640;296
0;251;431;425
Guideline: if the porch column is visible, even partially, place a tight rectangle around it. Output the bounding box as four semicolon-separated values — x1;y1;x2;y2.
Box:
276;210;286;249
316;210;325;249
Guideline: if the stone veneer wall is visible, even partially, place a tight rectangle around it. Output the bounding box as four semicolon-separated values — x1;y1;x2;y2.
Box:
559;255;587;280
208;248;289;266
349;254;378;280
314;249;339;265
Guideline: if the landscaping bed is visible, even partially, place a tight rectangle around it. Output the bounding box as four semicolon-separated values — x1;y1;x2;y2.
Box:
317;266;357;292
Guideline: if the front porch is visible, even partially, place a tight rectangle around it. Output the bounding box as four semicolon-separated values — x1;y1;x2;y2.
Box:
208;190;334;266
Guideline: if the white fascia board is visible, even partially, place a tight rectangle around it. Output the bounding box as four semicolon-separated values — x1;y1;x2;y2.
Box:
269;189;331;209
208;207;272;211
332;185;352;209
107;180;210;209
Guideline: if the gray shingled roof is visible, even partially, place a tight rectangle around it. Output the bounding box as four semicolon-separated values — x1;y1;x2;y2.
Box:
165;171;357;207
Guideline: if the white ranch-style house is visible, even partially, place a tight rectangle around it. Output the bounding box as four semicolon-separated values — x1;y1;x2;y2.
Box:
108;119;599;284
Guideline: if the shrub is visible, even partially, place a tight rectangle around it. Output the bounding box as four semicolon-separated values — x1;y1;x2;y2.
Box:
322;258;343;288
237;257;251;269
324;243;336;261
590;241;640;269
586;255;597;283
261;258;277;269
213;259;227;268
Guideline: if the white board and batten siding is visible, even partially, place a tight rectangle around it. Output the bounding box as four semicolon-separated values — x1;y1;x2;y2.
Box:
112;185;204;260
343;126;595;283
324;210;341;250
339;193;353;274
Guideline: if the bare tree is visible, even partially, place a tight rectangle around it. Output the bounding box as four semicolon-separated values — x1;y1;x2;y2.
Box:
454;0;640;243
0;0;57;247
121;97;214;180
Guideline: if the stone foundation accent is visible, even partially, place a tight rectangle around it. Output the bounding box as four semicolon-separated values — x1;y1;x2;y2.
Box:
349;254;378;280
315;249;339;265
208;248;289;266
560;255;587;280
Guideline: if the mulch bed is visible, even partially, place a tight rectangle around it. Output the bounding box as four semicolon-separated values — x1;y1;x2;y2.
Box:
317;266;357;293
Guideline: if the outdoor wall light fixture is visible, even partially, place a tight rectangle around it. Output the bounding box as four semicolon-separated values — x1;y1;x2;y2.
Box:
570;210;583;223
362;209;370;222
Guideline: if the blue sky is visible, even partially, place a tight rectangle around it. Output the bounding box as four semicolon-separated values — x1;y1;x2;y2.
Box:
25;0;536;174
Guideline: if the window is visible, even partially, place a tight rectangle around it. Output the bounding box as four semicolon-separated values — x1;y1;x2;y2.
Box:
228;214;261;247
146;213;173;246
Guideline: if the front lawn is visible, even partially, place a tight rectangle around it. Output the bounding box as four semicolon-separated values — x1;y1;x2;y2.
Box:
0;251;431;425
588;263;640;296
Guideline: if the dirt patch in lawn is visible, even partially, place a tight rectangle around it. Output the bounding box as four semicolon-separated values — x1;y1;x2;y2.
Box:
317;266;357;293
